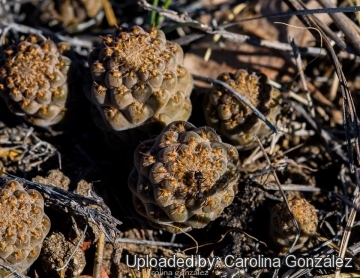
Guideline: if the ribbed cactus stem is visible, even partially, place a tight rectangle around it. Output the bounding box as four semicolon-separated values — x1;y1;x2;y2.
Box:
204;69;282;150
85;26;193;133
129;121;240;233
0;180;50;272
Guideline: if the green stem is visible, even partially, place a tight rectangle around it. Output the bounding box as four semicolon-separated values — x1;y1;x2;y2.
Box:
156;0;172;26
150;0;159;26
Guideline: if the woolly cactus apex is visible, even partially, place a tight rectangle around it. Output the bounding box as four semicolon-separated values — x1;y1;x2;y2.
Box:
85;26;193;133
204;69;281;149
0;180;50;273
270;196;318;251
0;35;73;127
128;121;240;233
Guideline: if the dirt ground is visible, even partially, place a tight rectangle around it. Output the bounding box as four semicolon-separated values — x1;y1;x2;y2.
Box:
1;0;360;277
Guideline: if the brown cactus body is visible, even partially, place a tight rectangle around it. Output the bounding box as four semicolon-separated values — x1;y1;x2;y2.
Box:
204;69;281;149
129;121;240;233
0;35;73;127
270;196;318;251
0;180;50;272
86;26;193;133
39;0;103;29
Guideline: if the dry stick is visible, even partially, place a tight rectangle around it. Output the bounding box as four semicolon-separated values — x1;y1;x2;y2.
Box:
308;10;351;52
192;74;278;134
0;264;29;278
115;237;188;248
253;136;301;278
173;27;360;61
289;36;316;118
0;173;122;242
0;21;93;49
221;5;360;27
140;0;359;61
291;101;349;164
317;0;360;55
56;224;88;272
137;0;210;30
67;11;104;33
266;184;321;191
93;232;106;278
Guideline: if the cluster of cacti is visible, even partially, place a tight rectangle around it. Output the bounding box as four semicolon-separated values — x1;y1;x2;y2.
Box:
85;25;193;133
270;196;318;251
0;35;72;127
203;69;281;149
128;121;240;233
0;25;287;239
39;0;103;30
0;180;50;272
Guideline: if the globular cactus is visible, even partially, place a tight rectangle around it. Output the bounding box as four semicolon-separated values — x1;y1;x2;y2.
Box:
204;69;281;149
40;231;86;277
0;180;50;273
128;121;240;233
39;0;103;30
270;196;318;251
0;35;73;127
85;26;193;133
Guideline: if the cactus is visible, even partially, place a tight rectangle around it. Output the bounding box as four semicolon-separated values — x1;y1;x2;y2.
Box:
85;26;193;134
39;0;103;30
204;69;281;149
128;121;240;233
40;231;86;277
270;196;318;251
0;180;50;273
0;35;73;127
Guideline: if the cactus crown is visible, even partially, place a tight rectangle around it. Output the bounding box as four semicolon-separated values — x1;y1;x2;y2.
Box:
129;121;240;233
270;196;318;251
0;180;50;271
0;35;72;127
204;69;281;149
86;26;193;132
